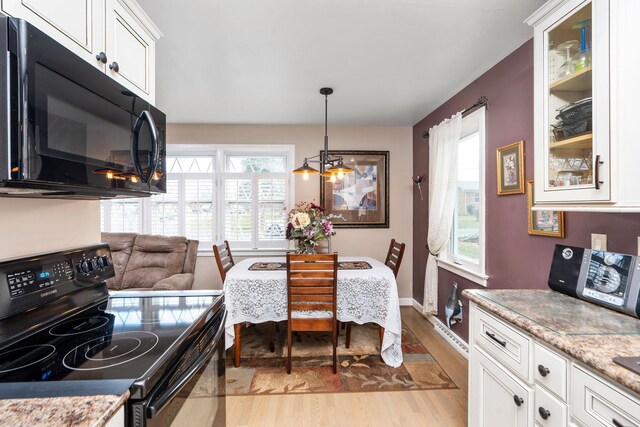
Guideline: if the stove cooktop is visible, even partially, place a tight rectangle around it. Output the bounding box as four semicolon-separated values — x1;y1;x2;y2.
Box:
0;291;223;398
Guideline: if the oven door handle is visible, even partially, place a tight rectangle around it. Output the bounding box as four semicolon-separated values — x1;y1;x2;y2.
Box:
131;110;159;184
146;311;226;419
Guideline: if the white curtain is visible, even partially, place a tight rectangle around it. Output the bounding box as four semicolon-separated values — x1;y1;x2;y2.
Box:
423;112;462;315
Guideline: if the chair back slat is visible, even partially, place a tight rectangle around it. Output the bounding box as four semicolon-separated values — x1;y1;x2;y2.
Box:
287;253;338;320
213;240;235;282
287;262;334;270
384;239;406;278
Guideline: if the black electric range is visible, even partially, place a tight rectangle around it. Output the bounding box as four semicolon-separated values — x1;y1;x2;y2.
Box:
0;244;226;427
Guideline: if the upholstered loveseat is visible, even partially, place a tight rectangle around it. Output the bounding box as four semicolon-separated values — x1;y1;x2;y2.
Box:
102;232;199;291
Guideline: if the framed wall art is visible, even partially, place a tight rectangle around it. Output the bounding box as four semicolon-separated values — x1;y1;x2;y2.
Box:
496;140;525;195
527;180;565;238
319;150;389;228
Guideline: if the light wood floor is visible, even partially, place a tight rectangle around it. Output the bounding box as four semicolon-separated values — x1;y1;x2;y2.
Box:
226;307;468;427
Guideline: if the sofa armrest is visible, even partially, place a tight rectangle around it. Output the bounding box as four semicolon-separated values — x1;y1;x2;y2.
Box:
152;273;195;291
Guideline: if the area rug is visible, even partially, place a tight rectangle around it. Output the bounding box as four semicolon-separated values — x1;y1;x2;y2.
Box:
225;322;457;395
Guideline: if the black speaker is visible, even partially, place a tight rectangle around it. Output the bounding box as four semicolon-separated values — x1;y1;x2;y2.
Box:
548;245;585;298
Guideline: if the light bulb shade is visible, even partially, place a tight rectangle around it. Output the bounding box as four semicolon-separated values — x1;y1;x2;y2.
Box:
320;170;334;177
326;160;354;174
293;162;319;175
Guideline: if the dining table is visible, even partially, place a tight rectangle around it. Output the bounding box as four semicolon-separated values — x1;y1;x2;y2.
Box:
223;256;403;368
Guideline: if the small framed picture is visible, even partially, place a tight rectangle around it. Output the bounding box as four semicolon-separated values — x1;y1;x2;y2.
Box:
496;140;525;195
527;180;565;238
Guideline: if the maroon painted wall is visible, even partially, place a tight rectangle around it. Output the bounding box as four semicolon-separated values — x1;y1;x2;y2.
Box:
412;39;640;342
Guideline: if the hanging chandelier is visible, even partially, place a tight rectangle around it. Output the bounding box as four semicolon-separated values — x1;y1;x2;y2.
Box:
293;87;354;181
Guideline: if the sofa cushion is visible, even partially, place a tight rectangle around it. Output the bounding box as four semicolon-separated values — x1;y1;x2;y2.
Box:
101;232;137;290
121;235;189;289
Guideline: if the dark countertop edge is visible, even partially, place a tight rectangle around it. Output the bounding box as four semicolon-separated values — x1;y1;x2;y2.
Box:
463;289;640;396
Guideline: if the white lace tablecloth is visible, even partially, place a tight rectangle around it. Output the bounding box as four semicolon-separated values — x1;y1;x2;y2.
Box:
223;256;403;367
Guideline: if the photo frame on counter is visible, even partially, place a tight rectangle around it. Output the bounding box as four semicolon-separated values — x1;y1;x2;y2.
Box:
527;180;565;238
319;150;389;228
497;140;525;195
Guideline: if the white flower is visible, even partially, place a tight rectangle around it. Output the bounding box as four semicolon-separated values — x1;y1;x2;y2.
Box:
291;212;311;229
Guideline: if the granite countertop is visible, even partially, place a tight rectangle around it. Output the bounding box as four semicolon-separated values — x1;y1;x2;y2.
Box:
0;391;129;427
463;289;640;395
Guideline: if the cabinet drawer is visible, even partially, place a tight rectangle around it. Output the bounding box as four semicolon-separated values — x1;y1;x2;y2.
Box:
474;308;532;382
534;342;568;401
535;384;567;427
571;365;640;427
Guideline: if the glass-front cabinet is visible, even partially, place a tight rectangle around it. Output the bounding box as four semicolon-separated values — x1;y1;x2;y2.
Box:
528;0;640;211
532;0;610;204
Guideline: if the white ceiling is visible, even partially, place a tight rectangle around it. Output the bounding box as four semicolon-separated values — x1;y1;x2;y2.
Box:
138;0;545;126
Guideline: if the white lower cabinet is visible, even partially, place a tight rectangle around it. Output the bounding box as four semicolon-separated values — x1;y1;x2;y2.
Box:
469;303;640;427
571;365;640;427
104;406;125;427
470;346;533;427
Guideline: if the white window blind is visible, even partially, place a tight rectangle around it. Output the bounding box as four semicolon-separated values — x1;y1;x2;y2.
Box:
101;146;293;252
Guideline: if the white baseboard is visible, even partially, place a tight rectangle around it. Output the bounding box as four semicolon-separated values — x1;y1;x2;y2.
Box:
398;298;413;307
410;299;469;359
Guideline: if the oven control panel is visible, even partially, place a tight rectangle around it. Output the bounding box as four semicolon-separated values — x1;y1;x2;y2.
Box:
0;244;115;320
7;260;74;298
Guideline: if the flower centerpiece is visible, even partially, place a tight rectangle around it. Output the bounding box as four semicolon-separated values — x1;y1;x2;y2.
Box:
286;201;344;254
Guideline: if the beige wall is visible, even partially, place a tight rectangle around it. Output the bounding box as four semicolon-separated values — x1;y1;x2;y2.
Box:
168;124;414;299
0;199;100;261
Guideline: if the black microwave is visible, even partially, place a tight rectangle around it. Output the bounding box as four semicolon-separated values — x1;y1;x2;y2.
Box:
0;17;166;199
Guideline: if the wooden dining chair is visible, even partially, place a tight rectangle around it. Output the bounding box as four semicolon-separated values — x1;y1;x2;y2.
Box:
214;240;276;366
345;239;405;350
286;253;339;374
213;240;235;282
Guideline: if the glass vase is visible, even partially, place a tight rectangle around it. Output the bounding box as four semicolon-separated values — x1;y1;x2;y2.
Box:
296;240;317;254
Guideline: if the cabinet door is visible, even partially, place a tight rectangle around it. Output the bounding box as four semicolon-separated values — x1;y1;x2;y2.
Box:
104;0;155;101
533;0;610;203
1;0;105;70
470;347;533;427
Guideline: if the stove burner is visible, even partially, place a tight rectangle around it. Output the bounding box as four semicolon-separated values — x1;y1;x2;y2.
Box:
86;337;141;361
0;344;56;373
49;316;110;336
62;331;158;371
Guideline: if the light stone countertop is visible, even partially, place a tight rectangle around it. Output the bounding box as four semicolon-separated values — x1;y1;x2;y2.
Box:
463;289;640;395
0;391;129;427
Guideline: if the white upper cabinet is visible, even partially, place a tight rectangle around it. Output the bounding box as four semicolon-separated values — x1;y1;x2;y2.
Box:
1;0;161;102
527;0;640;212
105;0;155;98
1;0;104;70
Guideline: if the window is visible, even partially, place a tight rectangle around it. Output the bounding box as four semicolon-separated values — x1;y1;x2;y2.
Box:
222;154;289;249
439;108;487;286
101;145;294;252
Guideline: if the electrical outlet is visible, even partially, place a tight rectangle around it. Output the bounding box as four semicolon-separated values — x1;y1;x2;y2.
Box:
591;233;607;251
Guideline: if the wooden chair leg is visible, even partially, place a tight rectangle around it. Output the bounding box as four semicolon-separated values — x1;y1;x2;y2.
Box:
345;322;352;348
379;326;385;349
287;326;293;374
234;323;242;367
267;322;275;353
332;324;338;374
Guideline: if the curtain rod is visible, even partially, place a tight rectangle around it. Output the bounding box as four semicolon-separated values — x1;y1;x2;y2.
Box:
422;96;488;139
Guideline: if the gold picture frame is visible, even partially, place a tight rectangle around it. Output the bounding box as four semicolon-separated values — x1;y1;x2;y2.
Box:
527;180;565;238
496;140;525;195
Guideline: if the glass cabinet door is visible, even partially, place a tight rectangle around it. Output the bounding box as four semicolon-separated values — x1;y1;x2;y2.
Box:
540;0;609;202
